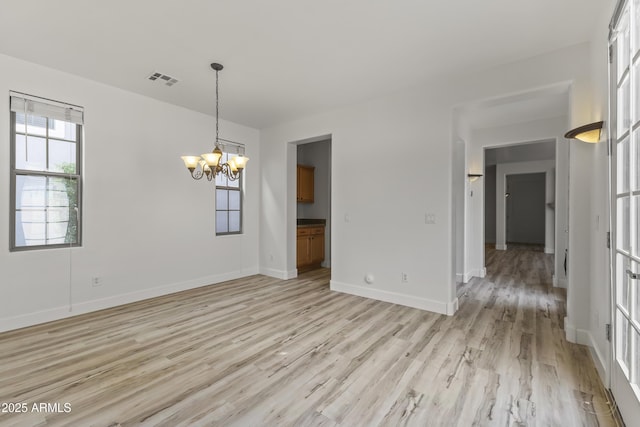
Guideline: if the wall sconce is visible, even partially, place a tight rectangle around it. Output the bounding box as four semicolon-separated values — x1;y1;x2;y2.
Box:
564;121;604;143
468;173;483;182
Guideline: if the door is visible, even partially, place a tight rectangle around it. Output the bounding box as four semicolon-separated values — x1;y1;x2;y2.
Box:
610;1;640;420
506;173;546;245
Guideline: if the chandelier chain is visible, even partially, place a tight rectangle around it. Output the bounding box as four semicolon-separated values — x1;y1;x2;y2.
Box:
215;68;219;144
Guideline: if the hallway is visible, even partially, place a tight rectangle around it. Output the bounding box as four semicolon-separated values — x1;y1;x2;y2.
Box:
455;245;618;425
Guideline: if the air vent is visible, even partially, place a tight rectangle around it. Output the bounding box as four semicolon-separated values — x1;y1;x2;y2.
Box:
147;72;179;87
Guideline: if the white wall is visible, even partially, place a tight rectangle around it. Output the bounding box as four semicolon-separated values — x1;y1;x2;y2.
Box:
453;138;467;282
0;53;260;332
259;42;597;316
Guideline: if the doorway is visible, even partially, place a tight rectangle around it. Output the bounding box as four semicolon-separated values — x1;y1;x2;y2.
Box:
506;173;546;247
295;139;332;272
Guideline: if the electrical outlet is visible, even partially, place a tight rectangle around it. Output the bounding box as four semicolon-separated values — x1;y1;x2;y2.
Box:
91;277;102;287
425;213;436;224
401;272;408;283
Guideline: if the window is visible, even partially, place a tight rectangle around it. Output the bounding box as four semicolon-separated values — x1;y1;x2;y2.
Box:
215;149;243;235
10;93;83;251
610;0;640;419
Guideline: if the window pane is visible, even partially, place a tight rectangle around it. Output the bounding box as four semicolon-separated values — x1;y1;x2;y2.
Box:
636;0;640;55
618;309;631;377
618;197;631;252
618;137;630;194
17;175;46;208
216;211;228;233
216;189;228;210
49;119;76;141
635;61;640;124
47;210;68;245
228;177;240;188
618;254;632;312
229;211;240;232
15;175;46;247
15;113;48;137
229;190;240;210
634;132;640;191
633;260;640;325
49;140;76;173
634;329;640;386
619;76;631;136
48;177;73;207
635;196;640;257
619;11;631;81
56;177;79;244
15;135;46;171
14;175;78;247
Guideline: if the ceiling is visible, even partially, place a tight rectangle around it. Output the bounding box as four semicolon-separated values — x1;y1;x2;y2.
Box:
0;1;607;129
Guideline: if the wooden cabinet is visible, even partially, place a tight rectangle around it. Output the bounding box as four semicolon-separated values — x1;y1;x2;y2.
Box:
296;225;324;271
297;165;314;203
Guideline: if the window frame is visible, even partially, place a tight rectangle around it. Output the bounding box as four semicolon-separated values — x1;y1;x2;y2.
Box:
215;151;244;236
9;99;83;252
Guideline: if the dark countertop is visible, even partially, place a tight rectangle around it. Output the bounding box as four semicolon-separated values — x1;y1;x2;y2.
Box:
297;218;326;226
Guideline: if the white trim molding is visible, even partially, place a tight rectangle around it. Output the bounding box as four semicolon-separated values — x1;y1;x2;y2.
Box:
330;280;458;315
565;319;610;388
564;317;590;345
260;267;298;280
0;268;259;333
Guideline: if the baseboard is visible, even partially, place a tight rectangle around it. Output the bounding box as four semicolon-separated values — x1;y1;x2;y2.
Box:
259;267;298;280
564;318;591;346
567;326;611;389
0;268;259;333
552;274;567;288
495;244;507;250
544;247;554;254
330;280;458;315
463;268;487;283
565;318;576;342
586;331;610;386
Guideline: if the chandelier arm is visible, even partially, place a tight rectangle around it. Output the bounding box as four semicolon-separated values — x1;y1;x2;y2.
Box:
191;169;205;180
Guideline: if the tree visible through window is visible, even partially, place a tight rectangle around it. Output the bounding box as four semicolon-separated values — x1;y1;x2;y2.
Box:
10;94;83;250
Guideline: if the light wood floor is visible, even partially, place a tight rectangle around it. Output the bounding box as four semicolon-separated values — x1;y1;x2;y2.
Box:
0;247;619;426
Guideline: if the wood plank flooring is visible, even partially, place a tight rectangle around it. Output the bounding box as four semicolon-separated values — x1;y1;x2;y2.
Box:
0;247;619;426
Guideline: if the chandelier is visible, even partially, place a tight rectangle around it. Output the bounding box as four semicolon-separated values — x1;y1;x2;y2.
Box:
181;63;249;181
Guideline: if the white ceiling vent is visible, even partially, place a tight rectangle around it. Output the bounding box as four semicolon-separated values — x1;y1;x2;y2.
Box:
147;72;179;87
